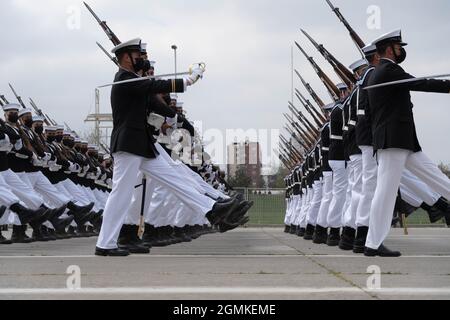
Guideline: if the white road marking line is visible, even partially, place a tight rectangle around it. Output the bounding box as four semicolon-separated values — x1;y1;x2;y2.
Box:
1;255;450;259
0;287;449;295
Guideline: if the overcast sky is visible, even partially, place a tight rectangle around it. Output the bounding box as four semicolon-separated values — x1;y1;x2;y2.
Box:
1;0;449;166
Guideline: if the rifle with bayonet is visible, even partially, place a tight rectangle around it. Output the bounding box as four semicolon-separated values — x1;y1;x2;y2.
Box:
294;42;340;101
301;29;356;88
281;124;309;153
294;94;323;128
295;89;327;123
325;0;366;54
288;102;320;136
280;135;304;160
97;42;119;66
0;95;9;105
29;98;57;126
295;71;325;108
279;140;302;164
283;114;316;148
8;84;27;109
84;2;121;46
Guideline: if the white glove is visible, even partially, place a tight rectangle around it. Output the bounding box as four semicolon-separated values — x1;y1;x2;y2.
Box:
14;140;23;151
186;65;205;86
42;152;52;162
147;113;166;129
0;135;13;152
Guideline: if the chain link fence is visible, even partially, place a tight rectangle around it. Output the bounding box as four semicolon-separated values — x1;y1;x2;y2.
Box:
234;188;448;228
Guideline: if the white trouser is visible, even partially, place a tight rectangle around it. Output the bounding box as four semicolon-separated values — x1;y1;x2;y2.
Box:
285;196;296;225
284;198;292;225
0;172;22;225
299;188;312;228
399;185;423;207
355;146;378;228
401;170;440;207
61;179;91;206
327;161;348;228
0;170;43;210
21;171;71;208
97;152;216;250
366;149;450;249
290;195;300;225
342;155;363;230
294;190;306;226
307;180;323;226
316;172;333;228
54;182;76;202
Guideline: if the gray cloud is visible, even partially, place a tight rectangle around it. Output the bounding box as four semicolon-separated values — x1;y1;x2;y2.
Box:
1;0;449;164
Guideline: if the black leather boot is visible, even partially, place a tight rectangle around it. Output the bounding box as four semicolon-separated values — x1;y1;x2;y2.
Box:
327;228;341;247
284;225;291;233
339;227;356;251
353;226;369;254
10;204;47;225
11;225;33;244
142;224;157;247
365;244;401;257
174;227;192;243
290;224;297;235
303;224;315;241
313;225;328;244
118;225;150;254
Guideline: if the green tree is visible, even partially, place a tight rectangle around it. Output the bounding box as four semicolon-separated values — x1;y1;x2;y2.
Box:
228;166;252;188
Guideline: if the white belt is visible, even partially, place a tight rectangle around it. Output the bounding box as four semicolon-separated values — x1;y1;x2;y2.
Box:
331;135;343;140
343;126;349;132
358;110;365;116
322;147;329;151
348;120;357;126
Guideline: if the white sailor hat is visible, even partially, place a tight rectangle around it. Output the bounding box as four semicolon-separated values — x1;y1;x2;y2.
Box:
18;108;32;117
111;38;142;55
336;83;349;91
32;115;45;123
323;102;336;111
176;102;184;108
88;144;96;149
45;126;57;132
170;93;178;100
2;103;20;112
63;131;72;136
81;140;88;144
373;29;408;47
149;61;156;68
74;138;82;143
349;59;368;72
141;43;148;54
362;43;377;56
55;125;64;131
104;154;111;160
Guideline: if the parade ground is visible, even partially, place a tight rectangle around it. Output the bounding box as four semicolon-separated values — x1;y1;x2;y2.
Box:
0;228;449;300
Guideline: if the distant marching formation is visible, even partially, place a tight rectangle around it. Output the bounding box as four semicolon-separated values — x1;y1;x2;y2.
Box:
282;0;450;257
0;3;251;254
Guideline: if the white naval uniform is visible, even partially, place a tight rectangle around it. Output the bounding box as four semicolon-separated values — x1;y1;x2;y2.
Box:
316;171;333;228
327;161;348;228
366;150;450;250
306;179;323;226
342;154;364;230
96;151;216;250
355;146;378;227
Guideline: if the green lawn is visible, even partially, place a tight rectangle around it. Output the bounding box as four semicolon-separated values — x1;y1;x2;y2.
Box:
244;193;447;226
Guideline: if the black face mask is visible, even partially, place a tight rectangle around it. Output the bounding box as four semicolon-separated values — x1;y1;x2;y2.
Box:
81;148;88;154
142;60;151;73
23;119;33;128
129;53;145;73
63;139;75;148
7;114;19;123
34;126;44;135
55;135;63;143
392;45;407;64
47;136;56;143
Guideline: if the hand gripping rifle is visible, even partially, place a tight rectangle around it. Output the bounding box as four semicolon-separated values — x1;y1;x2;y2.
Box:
301;29;356;88
84;2;121;46
294;41;340;102
325;0;366;55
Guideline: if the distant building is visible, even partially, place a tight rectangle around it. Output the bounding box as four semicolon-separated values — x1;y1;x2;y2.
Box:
227;140;263;187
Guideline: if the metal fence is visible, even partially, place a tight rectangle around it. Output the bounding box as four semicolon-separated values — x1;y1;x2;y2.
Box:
234;188;448;227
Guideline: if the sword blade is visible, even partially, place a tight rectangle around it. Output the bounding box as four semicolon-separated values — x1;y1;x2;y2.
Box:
97;72;191;88
364;74;450;90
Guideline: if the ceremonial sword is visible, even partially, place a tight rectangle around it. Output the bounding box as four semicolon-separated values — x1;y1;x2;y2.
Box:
364;74;450;90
